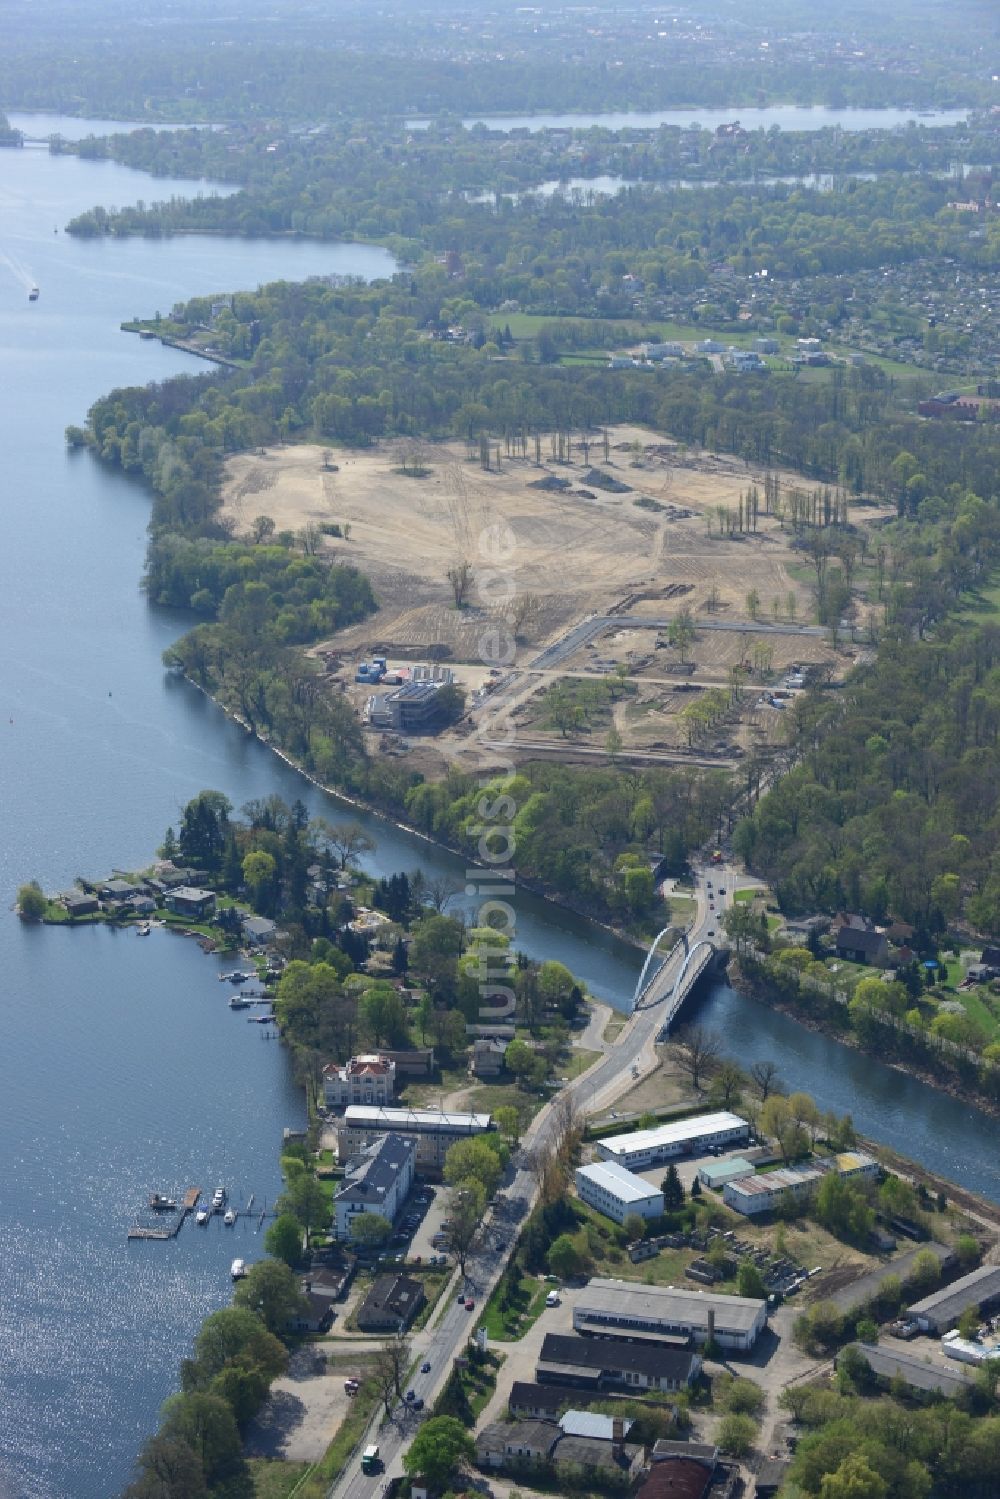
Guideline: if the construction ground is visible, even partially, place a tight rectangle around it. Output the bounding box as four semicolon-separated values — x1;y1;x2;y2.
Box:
220;427;893;781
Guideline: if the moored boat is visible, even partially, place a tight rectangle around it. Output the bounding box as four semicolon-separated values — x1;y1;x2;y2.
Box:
28;286;39;301
224;1208;236;1225
230;1258;247;1280
195;1208;209;1225
149;1193;177;1211
212;1186;226;1210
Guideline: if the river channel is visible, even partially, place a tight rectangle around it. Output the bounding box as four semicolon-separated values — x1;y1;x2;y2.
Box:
0;126;998;1499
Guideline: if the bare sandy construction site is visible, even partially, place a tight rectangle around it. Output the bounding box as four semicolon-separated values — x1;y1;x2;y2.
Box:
220;428;885;774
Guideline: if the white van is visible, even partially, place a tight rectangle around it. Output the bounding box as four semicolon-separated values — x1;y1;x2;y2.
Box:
545;1290;561;1307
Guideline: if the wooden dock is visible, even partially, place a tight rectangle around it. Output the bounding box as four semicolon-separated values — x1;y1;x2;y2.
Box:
128;1187;200;1241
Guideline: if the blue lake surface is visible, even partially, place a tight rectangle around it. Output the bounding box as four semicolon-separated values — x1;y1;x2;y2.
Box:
0;123;998;1499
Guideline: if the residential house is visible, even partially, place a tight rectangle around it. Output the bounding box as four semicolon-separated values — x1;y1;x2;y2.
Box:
100;878;140;904
288;1286;335;1334
356;1272;425;1332
61;892;99;918
323;1055;396;1109
333;1133;416;1241
835;926;889;967
471;1038;506;1078
164;887;217;920
242;914;278;946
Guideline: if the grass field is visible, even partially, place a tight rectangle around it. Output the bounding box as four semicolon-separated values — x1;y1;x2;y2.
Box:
249;1460;312;1499
479;1273;550;1340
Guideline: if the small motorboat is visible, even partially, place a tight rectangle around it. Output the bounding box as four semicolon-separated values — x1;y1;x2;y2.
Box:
229;994;250;1010
28;286;39;301
136;923;151;936
224;1208;236;1226
149;1193;177;1211
212;1186;226;1210
195;1209;209;1225
231;1258;247;1280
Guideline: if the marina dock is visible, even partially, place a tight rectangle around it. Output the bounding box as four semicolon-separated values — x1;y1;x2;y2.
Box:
127;1187;200;1241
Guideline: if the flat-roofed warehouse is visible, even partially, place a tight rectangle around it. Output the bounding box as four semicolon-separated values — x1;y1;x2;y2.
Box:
596;1112;749;1170
574;1277;766;1352
908;1264;1000;1335
337;1105;492;1172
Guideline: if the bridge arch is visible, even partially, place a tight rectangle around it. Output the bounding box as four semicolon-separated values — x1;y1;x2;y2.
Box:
656;939;717;1035
631;925;687;1011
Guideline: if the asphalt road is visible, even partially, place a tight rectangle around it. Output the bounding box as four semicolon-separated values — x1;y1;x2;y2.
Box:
328;865;730;1499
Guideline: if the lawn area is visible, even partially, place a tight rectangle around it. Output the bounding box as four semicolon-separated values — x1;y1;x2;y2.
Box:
603;1012;627;1045
465;1081;545;1126
669;895;696;926
249;1460;312;1499
564;1048;602;1081
954;987;1000;1042
479;1273;550;1340
733;888;757;903
397;1065;470;1106
410;1269;452;1330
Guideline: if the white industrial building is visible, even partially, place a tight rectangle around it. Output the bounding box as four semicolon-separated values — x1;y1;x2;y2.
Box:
573;1277;767;1352
723;1165;824;1217
333;1133;416;1241
337;1104;492;1172
323;1054;396;1109
575;1161;664;1225
596;1112;749;1170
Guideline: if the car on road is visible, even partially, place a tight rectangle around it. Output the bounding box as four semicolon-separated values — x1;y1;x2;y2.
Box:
420;1361;431;1373
413;1397;424;1411
545;1291;561;1307
708;929;716;936
465;1298;475;1310
405;1390;416;1403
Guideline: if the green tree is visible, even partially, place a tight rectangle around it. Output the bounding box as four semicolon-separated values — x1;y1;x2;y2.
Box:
360;982;408;1047
720;1376;765;1416
408;914;463;999
547;1233;588;1280
159;1392;243;1488
717;1413;757;1458
958;1305;981;1341
495;1105;522;1146
276;1171;330;1249
242;849;277;908
402;1416;475;1490
16;881;47;920
444;1136;506;1200
738;1259;767;1300
233;1258;307;1338
186;1307;287;1389
819;1452;888;1499
123;1434;209;1499
622;1212;647;1242
661;1163;685;1211
350;1213;392;1248
264;1213;303;1267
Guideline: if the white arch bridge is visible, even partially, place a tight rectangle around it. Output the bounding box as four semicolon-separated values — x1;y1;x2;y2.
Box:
631;925;719;1036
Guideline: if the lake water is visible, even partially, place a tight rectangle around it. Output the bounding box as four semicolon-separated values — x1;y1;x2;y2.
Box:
7;113;196;141
410;104;972;134
1;120;1000;1499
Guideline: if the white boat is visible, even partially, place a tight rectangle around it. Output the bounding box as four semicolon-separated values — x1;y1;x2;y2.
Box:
224;1208;236;1225
230;1258;247;1280
195;1209;209;1225
212;1187;226;1209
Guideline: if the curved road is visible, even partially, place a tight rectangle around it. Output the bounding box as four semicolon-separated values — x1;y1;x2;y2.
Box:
329;865;732;1499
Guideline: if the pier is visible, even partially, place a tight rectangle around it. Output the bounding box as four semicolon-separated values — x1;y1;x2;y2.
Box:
127;1187;200;1241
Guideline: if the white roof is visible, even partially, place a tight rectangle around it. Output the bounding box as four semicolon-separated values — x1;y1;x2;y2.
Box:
559;1412;633;1441
579;1277;765;1333
576;1160;662;1203
343;1105;491;1131
602;1111;747;1158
